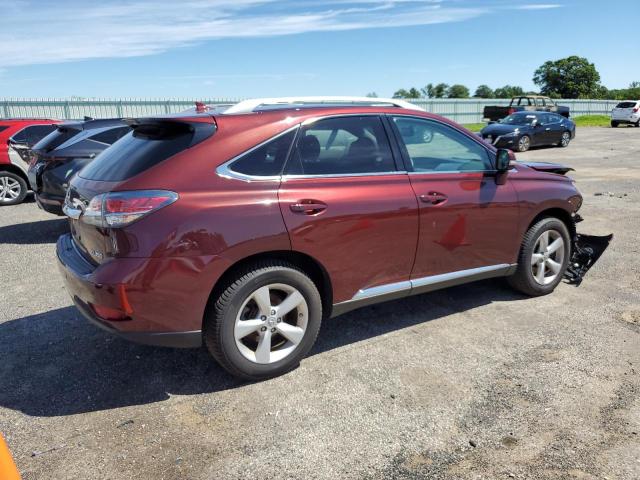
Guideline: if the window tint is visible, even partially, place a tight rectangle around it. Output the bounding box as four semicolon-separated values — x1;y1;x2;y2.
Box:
392;117;492;173
616;101;637;108
285;116;395;175
90;126;131;145
21;125;57;145
229;130;296;177
80;122;213;182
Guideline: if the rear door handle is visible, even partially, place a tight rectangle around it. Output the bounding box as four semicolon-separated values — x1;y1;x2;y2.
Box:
419;192;448;205
290;200;327;215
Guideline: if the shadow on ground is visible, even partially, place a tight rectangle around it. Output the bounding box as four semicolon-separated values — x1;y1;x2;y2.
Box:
0;218;68;244
0;279;524;417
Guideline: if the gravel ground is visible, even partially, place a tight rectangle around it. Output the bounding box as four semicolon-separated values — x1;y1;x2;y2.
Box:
1;127;639;480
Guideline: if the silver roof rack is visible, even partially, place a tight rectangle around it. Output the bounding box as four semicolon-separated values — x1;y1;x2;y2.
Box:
222;96;424;114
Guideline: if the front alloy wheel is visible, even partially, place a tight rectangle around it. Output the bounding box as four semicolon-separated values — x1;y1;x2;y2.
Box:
560;131;571;147
204;261;322;380
517;135;531;152
530;230;565;285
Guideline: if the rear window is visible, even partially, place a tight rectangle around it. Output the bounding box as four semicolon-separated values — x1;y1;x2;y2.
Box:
616;102;637;108
33;126;81;153
79;121;214;182
89;126;131;145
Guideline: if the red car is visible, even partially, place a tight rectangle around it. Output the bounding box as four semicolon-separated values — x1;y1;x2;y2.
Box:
57;97;583;380
0;118;60;205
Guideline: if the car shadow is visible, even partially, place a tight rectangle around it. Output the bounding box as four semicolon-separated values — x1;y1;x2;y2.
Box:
0;279;524;417
0;218;68;244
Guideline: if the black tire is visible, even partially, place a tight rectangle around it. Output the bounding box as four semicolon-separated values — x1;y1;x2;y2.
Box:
635;120;640;128
507;217;571;296
611;121;619;128
204;260;322;380
0;171;28;206
517;135;531;152
558;130;571;148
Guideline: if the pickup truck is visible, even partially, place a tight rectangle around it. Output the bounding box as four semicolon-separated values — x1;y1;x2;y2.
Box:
483;96;570;122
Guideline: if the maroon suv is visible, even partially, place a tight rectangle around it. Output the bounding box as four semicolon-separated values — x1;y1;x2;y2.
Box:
57;98;583;379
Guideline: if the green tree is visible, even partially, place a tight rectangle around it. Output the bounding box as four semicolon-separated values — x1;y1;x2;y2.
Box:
392;88;421;99
533;56;601;99
494;85;525;98
447;84;470;98
474;85;494;98
365;92;378;98
422;83;449;98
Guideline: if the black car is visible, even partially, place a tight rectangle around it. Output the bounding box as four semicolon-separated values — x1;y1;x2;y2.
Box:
28;119;131;215
480;112;575;152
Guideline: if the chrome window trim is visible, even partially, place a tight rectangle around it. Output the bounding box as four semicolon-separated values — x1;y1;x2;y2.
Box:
337;263;516;306
282;171;407;180
215;125;300;183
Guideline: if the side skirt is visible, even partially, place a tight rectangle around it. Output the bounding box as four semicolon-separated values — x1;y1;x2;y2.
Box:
330;263;516;318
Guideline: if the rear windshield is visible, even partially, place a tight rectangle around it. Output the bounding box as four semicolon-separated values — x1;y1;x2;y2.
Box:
32;126;81;153
79;121;214;182
616;102;637;108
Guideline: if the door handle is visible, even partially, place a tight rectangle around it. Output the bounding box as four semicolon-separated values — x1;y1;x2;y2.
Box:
419;192;448;206
290;200;327;215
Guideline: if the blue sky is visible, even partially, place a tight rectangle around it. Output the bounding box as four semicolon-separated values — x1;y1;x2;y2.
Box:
0;0;637;98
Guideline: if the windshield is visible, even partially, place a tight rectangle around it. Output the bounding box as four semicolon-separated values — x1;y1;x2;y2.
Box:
501;114;538;125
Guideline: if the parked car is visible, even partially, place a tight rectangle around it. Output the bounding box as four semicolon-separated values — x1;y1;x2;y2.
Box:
480;111;576;152
610;100;640;127
57;96;583;380
28;118;131;215
483;96;570;122
0;118;60;205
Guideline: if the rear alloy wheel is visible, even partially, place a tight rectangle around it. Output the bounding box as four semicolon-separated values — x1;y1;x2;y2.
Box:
508;217;571;296
204;261;322;380
635;120;640;128
559;131;571;148
0;172;28;206
517;135;531;152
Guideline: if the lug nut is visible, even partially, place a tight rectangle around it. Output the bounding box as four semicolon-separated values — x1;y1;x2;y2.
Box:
271;309;276;315
271;327;276;333
261;315;267;320
277;318;281;323
260;326;267;332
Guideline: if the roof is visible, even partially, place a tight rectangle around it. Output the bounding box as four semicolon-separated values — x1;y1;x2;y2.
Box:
222;96;424;114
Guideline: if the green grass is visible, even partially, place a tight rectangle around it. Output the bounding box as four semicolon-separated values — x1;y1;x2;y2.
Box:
572;115;612;127
463;115;614;132
461;123;485;132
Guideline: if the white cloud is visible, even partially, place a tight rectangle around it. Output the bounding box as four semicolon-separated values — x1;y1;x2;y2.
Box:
0;1;490;68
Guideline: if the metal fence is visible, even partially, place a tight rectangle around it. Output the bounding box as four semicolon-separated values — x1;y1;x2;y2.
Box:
0;98;620;124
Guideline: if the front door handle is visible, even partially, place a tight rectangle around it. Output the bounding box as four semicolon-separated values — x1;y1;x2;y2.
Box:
419;192;448;206
290;200;327;215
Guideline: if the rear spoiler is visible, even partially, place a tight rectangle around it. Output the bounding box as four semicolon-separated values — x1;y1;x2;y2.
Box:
124;116;216;146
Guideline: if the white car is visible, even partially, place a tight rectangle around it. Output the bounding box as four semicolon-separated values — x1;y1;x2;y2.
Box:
611;100;640;127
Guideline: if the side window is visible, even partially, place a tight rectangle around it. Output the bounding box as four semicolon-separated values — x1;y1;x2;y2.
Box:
228;129;296;177
285;116;395;175
392;117;493;173
90;127;131;145
22;125;57;145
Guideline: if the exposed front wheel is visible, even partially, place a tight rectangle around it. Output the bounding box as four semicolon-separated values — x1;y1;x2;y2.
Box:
0;172;28;206
508;218;571;296
559;131;571;148
517;135;531;152
204;261;322;380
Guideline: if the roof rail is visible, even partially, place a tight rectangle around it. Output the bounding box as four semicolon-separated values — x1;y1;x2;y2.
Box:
222;96;424;114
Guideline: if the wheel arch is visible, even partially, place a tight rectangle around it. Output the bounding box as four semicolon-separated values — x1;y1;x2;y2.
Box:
0;164;30;186
526;207;576;240
204;250;334;326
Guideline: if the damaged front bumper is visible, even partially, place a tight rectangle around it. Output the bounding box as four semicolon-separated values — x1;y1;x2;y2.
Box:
564;214;613;285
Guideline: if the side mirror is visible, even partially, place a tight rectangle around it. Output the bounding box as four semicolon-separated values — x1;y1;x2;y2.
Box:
495;149;511;172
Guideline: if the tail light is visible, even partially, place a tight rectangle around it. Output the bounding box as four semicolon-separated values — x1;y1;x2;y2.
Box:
633;107;639;113
82;190;178;227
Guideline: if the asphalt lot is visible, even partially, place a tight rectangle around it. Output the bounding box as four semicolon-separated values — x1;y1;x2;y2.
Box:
1;127;639;480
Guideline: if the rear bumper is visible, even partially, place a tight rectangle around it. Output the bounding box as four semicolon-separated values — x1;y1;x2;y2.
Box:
56;233;203;348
